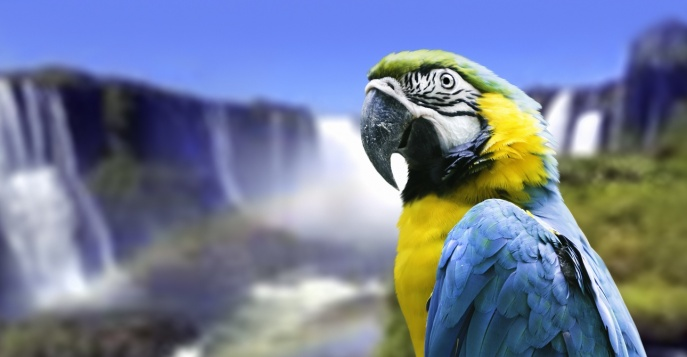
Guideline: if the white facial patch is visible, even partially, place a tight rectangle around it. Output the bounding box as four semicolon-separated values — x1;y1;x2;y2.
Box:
365;68;482;152
426;110;481;152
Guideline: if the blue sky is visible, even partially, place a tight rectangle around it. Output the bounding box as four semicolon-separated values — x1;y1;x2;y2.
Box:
0;1;684;114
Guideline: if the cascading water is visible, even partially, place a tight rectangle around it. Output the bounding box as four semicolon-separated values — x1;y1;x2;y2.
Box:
205;106;243;206
205;277;385;357
544;90;574;153
266;110;285;225
570;110;603;156
246;115;401;244
46;87;118;277
0;79;119;309
270;110;284;194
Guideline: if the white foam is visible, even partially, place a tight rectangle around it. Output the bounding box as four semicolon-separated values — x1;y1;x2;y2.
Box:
544;90;574;152
0;79;123;309
570;110;603;156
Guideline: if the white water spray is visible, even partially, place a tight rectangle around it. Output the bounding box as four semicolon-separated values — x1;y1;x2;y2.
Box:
243;116;401;245
208;277;384;357
170;344;204;357
205;107;243;205
270;110;284;193
544;90;574;153
570;110;603;156
264;110;286;226
0;79;120;309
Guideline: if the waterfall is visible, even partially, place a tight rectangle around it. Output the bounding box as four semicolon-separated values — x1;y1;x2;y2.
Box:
570;110;604;156
270;110;284;194
244;116;400;244
265;110;285;225
205;107;243;206
316;117;356;180
544;90;574;153
0;79;119;309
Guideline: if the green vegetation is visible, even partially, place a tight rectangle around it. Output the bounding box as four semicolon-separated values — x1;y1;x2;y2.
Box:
103;84;136;136
376;283;414;357
89;84;140;197
658;100;687;156
0;313;193;357
560;150;687;343
28;67;88;88
83;83;140;198
126;209;300;282
88;151;141;197
0;318;83;357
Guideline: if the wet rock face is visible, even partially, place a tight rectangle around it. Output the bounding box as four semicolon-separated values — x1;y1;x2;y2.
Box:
629;19;687;70
526;20;687;154
525;87;559;111
0;311;198;357
624;19;687;150
0;68;317;258
0;69;318;318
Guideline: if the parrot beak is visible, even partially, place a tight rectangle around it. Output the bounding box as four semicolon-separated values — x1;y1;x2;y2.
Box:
361;88;414;190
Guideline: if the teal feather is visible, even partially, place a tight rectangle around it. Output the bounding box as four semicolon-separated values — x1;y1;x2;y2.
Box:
425;199;644;356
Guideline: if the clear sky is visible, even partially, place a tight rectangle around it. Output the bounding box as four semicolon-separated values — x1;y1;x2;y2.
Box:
0;1;684;114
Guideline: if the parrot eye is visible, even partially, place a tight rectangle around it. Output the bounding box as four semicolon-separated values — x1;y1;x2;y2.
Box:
440;73;455;89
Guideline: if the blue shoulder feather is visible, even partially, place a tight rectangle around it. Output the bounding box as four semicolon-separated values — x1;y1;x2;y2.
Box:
425;199;645;357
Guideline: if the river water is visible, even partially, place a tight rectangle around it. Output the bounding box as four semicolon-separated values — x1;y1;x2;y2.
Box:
200;276;385;357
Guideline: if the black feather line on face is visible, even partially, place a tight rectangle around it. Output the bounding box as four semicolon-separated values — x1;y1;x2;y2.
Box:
441;128;492;184
401;118;493;204
400;119;447;204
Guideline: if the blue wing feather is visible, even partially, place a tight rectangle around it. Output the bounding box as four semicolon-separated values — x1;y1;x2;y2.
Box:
425;199;645;356
528;187;646;356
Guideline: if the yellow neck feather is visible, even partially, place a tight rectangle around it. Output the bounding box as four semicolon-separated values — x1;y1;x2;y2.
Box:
396;195;471;357
394;93;552;356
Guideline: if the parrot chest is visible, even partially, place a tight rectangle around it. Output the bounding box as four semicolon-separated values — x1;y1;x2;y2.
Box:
395;195;472;356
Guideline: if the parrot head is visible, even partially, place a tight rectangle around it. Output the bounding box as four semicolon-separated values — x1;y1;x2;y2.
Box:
361;50;557;204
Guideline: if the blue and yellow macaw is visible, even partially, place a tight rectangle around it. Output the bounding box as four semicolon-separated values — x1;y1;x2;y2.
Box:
360;50;646;356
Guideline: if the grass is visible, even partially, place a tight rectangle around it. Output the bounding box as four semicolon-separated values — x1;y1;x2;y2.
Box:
560;152;687;344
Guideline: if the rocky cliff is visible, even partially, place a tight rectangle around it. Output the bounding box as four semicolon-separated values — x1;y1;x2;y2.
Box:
0;67;317;258
526;19;687;155
0;68;321;316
